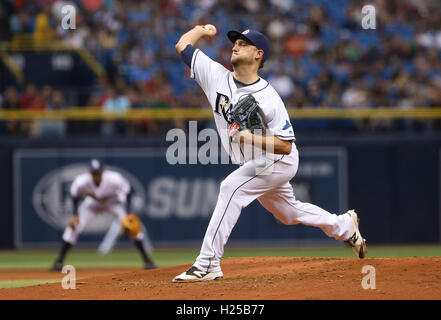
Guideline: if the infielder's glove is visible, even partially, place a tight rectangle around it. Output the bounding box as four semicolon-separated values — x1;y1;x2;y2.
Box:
69;215;80;230
228;94;265;139
121;213;141;238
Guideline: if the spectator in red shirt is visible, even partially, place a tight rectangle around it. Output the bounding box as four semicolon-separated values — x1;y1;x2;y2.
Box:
20;83;46;110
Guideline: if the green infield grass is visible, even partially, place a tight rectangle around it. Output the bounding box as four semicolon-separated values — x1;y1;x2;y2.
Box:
0;244;440;270
0;279;60;289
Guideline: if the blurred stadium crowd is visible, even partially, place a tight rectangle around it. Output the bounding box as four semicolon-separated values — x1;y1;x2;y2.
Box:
1;0;441;136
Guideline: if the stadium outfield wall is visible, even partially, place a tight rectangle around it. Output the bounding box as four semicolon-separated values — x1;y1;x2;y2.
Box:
0;133;440;248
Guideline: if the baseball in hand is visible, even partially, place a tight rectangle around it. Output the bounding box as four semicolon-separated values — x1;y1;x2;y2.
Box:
203;24;217;39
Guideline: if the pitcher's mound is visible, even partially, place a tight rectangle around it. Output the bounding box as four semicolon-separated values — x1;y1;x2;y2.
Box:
1;256;440;300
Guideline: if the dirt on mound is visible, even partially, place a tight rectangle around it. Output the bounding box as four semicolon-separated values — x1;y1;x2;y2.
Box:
0;257;440;300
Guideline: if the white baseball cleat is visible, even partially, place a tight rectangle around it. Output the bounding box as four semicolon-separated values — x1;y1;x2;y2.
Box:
345;210;367;259
172;266;223;282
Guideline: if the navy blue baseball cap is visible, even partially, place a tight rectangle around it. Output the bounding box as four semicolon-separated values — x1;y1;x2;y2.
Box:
88;158;104;173
227;29;271;61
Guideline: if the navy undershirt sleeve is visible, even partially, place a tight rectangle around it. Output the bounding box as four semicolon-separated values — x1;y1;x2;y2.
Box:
72;196;80;215
126;187;133;212
181;44;196;68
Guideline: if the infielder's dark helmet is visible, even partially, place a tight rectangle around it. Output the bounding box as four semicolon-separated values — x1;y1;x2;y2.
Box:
227;29;271;61
88;158;104;173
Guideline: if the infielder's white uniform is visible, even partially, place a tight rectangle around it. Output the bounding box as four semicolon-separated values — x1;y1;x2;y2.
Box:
187;48;353;273
63;170;144;244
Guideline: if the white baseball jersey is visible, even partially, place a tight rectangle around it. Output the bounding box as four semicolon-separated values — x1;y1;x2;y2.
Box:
70;170;130;206
189;48;296;165
63;170;138;245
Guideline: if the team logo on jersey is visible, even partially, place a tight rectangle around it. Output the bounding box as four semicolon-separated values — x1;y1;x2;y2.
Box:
214;92;232;123
32;164;146;232
282;120;292;130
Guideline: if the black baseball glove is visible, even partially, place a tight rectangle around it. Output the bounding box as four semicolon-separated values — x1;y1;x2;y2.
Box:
228;94;265;138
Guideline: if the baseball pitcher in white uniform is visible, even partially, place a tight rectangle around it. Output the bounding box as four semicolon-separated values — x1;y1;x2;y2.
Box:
51;158;156;270
172;25;367;282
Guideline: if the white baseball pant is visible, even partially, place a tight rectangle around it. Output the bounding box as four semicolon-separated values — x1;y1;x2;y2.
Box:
62;198;144;245
193;144;353;273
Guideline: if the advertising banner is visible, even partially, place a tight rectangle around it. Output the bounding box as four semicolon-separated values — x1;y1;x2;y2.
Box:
14;147;347;248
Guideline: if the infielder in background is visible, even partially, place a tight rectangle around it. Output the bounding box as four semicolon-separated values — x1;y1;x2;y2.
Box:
173;25;367;282
51;158;156;271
